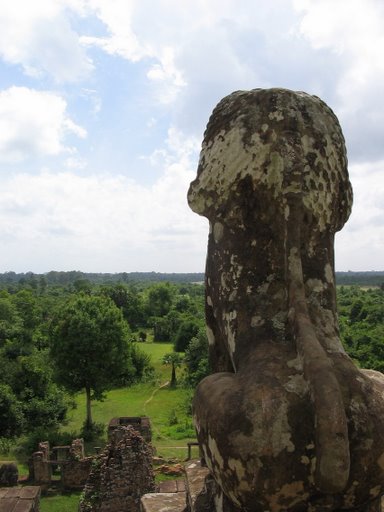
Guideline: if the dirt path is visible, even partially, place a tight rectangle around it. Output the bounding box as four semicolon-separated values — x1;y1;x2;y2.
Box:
143;380;170;412
143;381;170;441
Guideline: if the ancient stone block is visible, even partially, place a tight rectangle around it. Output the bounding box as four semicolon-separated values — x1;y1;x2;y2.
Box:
108;417;152;443
61;458;92;490
0;463;18;487
0;486;40;512
31;452;51;487
70;438;85;460
140;492;187;512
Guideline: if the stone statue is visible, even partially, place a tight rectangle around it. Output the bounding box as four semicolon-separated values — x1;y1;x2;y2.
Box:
188;88;384;511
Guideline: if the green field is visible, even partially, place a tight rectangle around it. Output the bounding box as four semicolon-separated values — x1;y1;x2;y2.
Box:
40;491;82;512
1;342;198;512
63;342;196;456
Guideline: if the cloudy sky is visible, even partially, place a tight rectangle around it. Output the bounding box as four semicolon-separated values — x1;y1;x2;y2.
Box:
0;0;383;273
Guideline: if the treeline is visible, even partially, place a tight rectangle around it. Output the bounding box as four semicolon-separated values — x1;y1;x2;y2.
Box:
336;271;384;287
0;271;205;286
338;286;384;371
0;270;383;287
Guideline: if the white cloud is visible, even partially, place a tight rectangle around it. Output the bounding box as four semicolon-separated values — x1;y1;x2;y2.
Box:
335;160;384;270
0;0;93;82
294;0;384;161
0;0;383;272
81;0;286;109
0;133;206;272
146;46;187;104
294;0;384;98
0;87;86;163
81;0;146;61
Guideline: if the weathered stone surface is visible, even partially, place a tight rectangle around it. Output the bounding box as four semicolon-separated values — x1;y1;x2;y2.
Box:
0;464;18;487
31;438;90;490
108;416;152;443
61;457;92;490
188;88;384;511
156;464;185;477
80;426;156;512
185;460;213;512
31;451;51;489
0;486;40;512
140;492;187;512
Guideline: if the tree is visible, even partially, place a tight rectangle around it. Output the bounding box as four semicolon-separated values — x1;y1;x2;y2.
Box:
0;384;24;437
101;284;144;328
12;350;68;429
162;352;183;388
0;294;23;348
184;329;210;387
51;294;133;429
0;342;69;437
147;283;173;317
173;318;201;352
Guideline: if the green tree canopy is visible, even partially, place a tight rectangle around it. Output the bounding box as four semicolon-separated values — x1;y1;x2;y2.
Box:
101;284;144;328
51;294;135;428
0;294;23;348
173;317;202;352
0;346;68;437
184;329;210;387
0;383;25;437
147;283;173;317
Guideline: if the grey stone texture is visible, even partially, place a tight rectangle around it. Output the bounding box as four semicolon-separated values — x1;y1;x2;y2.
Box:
0;486;40;512
0;463;18;487
188;88;384;511
31;438;91;490
80;426;156;512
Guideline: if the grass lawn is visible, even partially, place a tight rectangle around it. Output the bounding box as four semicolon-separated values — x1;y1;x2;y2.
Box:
4;342;198;512
64;342;185;429
40;491;82;512
62;341;197;458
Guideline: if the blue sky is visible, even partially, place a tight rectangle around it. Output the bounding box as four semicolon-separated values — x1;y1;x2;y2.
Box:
0;0;383;273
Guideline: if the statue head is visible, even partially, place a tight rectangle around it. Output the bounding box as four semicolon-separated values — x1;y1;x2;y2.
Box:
188;88;352;235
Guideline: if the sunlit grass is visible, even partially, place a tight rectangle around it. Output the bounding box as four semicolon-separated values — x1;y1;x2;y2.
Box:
40;491;81;512
2;342;197;512
62;342;196;458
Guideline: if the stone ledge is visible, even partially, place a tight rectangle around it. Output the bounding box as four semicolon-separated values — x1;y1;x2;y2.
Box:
140;491;187;512
185;460;211;512
0;486;40;512
159;480;186;493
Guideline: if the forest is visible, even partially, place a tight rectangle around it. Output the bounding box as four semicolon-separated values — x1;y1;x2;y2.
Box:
0;276;207;445
0;271;382;460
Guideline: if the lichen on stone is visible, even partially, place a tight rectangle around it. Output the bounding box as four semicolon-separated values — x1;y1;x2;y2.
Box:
189;88;384;511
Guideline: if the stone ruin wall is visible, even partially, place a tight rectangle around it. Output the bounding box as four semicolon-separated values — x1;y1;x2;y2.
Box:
107;416;152;443
80;426;156;512
31;438;92;490
62;458;93;490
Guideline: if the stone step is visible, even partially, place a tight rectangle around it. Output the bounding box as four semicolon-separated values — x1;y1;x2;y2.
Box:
159;479;186;493
184;460;211;512
141;459;212;512
140;491;187;512
0;486;40;512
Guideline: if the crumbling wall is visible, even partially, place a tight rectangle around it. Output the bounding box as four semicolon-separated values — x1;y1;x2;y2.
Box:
80;426;156;512
108;417;152;443
62;458;92;489
31;438;92;490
